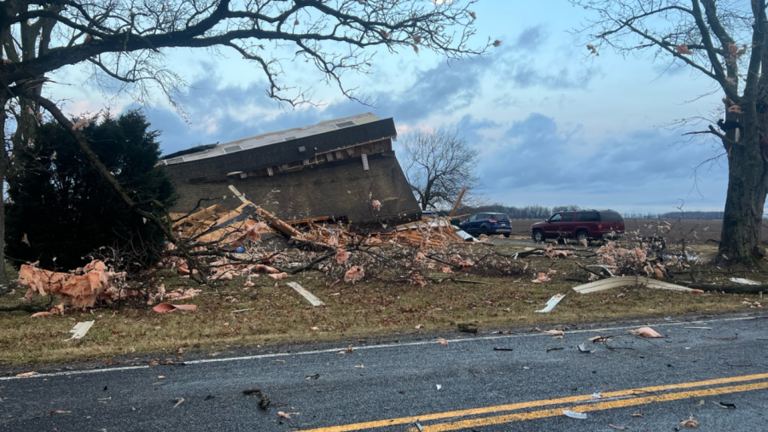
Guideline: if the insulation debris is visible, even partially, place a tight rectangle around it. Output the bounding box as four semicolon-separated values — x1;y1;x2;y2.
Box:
152;303;198;313
19;260;124;312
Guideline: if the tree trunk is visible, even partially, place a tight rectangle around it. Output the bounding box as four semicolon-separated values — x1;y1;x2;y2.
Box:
0;96;8;286
0;161;8;286
718;124;768;265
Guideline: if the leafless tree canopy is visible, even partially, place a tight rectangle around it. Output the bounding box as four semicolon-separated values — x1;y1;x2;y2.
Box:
1;0;490;105
402;127;480;210
571;0;768;265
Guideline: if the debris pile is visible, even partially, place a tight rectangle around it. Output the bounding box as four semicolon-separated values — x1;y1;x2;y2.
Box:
20;260;124;313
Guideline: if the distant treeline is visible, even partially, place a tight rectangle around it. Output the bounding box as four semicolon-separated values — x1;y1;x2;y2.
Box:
457;204;728;220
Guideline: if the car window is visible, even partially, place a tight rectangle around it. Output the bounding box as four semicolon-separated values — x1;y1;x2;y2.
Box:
479;214;489;220
577;211;599;222
599;211;624;222
491;213;510;221
468;214;477;221
549;213;562;222
562;212;575;222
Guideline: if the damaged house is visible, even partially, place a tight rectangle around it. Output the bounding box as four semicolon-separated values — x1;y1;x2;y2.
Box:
159;113;421;226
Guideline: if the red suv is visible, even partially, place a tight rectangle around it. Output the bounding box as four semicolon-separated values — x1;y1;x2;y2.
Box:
531;210;625;243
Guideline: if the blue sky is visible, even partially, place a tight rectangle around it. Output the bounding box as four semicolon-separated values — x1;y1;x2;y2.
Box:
48;0;730;215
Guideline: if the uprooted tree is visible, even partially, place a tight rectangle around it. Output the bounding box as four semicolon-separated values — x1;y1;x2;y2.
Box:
401;127;481;210
6;110;174;270
572;0;768;266
0;0;494;284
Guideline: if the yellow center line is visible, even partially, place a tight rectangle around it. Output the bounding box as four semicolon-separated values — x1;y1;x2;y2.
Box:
296;373;768;432
418;380;768;432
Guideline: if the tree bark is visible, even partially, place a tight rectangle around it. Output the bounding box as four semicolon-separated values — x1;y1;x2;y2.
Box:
0;96;9;286
718;122;768;265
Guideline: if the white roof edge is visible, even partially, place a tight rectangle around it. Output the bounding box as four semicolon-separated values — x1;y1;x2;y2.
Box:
164;112;384;165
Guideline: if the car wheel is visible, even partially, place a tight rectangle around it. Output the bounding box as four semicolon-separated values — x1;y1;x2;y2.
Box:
480;226;489;235
576;230;588;243
503;233;510;238
532;229;544;243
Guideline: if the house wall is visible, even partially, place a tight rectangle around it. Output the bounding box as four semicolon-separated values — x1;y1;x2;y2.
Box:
164;152;421;225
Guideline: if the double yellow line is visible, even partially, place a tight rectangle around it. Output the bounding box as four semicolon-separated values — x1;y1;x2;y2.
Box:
297;372;768;432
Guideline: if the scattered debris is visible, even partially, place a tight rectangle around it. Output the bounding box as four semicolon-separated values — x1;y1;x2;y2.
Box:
546;347;563;353
15;371;38;378
563;410;587;419
286;282;325;306
458;323;478;333
609;425;628;430
590;393;602;398
631;413;644;417
730;277;760;286
588;336;612;343
535;294;565;313
305;374;320;380
578;344;594;354
173;398;185;408
680;417;699;428
436;384;442;391
49;410;71;415
344;266;365;284
630;327;662;338
20;260;125;312
493;347;514;351
531;272;551;283
542;330;564;337
572;276;704;294
68;321;94;340
242;388;270;409
437;338;449;346
278;411;291;419
152;303;197;313
414;422;424;432
718;402;736;409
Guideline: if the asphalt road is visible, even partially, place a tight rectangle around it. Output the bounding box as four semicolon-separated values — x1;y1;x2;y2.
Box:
2;314;767;432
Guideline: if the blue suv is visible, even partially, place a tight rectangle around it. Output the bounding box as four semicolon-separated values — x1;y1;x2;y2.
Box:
460;213;512;237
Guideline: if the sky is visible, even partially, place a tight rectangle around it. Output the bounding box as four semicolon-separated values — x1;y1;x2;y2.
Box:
48;0;732;215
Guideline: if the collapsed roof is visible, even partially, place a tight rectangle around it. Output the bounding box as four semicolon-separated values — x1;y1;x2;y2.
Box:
159;113;421;225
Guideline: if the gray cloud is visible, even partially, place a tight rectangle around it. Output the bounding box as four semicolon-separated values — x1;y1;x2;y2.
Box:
516;26;547;50
144;54;500;155
479;113;727;208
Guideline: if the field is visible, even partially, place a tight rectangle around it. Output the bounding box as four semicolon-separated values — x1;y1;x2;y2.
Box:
508;218;768;245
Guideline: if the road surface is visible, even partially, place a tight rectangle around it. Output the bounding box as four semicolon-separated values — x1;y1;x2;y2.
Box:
2;314;767;431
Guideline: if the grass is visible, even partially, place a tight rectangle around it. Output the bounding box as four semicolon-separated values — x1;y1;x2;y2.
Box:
1;252;764;367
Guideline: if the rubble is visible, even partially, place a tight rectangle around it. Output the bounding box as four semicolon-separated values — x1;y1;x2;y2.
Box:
20;260;124;312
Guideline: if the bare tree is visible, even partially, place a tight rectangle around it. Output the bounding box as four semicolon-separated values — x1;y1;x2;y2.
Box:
402;127;481;210
572;0;768;265
0;0;493;284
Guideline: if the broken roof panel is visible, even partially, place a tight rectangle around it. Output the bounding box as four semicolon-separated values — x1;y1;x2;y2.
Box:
160;112;383;165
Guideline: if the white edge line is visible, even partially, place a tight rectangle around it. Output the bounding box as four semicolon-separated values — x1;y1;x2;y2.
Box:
0;315;757;382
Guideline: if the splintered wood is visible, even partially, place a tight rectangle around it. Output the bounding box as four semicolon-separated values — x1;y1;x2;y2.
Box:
172;203;269;247
173;199;463;250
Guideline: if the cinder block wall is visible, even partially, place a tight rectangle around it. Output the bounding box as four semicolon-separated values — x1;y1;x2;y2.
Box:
162;152;421;225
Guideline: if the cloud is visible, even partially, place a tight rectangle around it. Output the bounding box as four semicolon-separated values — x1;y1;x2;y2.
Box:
516;26;547;50
143;54;500;155
478;113;728;211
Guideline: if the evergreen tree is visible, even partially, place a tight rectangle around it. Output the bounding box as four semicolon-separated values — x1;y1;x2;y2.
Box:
5;110;174;269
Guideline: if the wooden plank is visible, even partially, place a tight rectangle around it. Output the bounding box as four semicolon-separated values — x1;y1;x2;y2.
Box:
286;282;325;306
